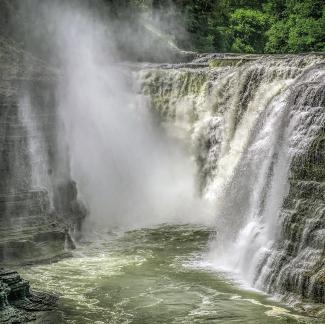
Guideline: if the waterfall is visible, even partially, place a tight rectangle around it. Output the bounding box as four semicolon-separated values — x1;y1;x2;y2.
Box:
138;55;325;304
254;65;325;303
209;63;325;287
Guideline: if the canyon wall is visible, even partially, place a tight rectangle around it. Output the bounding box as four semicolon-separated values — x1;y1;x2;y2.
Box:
0;37;86;265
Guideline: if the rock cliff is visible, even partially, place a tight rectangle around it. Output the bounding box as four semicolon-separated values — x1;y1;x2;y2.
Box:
0;33;86;322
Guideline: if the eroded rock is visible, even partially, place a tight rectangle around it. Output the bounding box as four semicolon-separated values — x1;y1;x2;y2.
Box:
0;268;58;323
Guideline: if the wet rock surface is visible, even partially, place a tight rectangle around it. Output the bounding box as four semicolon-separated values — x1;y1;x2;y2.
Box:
0;36;86;265
0;268;58;323
0;34;87;322
256;67;325;312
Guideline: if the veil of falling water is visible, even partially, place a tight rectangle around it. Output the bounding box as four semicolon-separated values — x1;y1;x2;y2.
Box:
17;1;325;323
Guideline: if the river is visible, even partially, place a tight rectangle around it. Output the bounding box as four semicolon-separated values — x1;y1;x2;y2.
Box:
20;225;319;324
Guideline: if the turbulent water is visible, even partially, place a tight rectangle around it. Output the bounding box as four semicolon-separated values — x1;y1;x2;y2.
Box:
20;225;320;324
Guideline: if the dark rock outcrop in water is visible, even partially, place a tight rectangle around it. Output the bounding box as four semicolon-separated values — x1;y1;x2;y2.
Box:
0;268;58;323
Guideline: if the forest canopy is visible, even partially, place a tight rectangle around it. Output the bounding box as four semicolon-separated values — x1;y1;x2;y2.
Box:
1;0;324;55
109;0;325;54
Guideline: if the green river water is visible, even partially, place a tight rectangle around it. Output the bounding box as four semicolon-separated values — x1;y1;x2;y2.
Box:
20;225;321;324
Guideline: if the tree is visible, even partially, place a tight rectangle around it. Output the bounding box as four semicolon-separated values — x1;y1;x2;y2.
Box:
229;8;269;53
265;1;325;53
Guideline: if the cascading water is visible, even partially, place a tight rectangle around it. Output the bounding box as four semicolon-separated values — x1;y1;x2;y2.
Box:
209;62;325;294
254;65;325;303
138;55;325;308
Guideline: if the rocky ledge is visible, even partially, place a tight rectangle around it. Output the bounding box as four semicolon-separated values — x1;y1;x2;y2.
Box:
0;268;58;323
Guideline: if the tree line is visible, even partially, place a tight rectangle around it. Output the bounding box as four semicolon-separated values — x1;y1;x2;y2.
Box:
1;0;324;55
113;0;325;54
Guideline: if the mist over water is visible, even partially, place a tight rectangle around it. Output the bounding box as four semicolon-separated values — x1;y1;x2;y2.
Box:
36;3;213;230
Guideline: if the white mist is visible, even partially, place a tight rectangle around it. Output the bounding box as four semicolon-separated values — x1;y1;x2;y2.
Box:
44;4;212;230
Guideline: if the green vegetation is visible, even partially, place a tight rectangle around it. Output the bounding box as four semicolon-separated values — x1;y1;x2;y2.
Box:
2;0;324;55
118;0;325;54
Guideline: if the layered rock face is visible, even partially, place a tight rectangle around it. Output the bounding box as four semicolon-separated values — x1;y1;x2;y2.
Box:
257;65;325;307
136;54;325;311
0;268;58;323
0;36;86;322
0;36;86;265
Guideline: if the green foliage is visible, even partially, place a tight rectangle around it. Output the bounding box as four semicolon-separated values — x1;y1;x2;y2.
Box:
3;0;325;54
265;2;325;53
229;9;269;53
148;0;325;54
90;0;325;54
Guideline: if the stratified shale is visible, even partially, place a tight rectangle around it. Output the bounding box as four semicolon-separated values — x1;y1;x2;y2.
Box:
0;36;86;266
0;34;87;322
